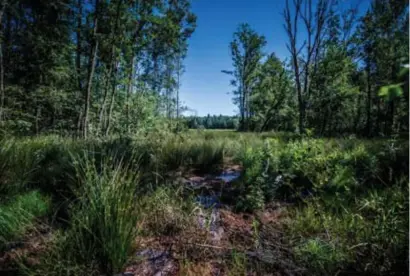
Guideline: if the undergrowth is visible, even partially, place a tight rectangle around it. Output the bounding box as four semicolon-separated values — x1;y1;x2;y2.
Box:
0;131;407;275
234;136;409;275
0;191;50;251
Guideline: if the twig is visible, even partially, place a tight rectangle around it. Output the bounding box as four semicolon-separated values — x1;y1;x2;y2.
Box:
183;242;233;250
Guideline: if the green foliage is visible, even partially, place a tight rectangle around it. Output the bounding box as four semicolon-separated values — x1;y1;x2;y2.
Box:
0;191;50;250
0;131;407;275
185;114;239;130
236;140;282;211
289;182;408;275
228;250;248;276
156;136;225;172
378;84;404;101
236;136;408;208
226;135;409;275
58;156;140;275
224;23;267;131
1;0;196;137
229;132;408;274
295;238;349;274
251;53;296;132
137;186;195;236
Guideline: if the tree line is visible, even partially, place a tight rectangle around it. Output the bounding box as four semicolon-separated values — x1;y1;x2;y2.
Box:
185;114;239;129
0;0;408;137
224;0;408;136
0;0;196;137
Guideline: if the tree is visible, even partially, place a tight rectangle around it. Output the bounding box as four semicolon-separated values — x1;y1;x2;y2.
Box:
0;0;196;136
357;0;409;136
283;0;334;133
308;4;360;135
223;23;266;131
0;0;7;122
83;0;100;138
251;53;294;132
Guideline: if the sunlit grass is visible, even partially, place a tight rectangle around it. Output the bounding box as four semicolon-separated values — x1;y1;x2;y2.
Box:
0;132;407;275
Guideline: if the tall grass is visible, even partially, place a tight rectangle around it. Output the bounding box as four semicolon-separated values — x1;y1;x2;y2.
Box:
137;186;196;236
0;191;50;250
288;181;408;275
27;155;141;275
0;138;42;195
62;156;140;274
0;132;407;275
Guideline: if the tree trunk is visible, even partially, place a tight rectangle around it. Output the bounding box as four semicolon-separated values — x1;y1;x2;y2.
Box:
240;86;245;131
77;109;83;136
244;87;248;131
176;53;181;120
320;106;328;135
0;0;7;122
35;107;41;135
105;61;118;136
388;101;395;136
75;0;83;137
97;59;113;133
327;108;333;135
97;0;122;135
365;67;372;137
354;92;362;133
76;0;82;92
0;41;4;122
126;19;145;133
375;98;380;135
260;115;273;132
83;0;99;138
126;57;135;133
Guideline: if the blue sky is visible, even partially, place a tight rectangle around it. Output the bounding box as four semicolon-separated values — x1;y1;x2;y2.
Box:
179;0;369;116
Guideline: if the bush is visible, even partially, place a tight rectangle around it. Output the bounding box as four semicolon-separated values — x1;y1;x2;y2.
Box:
233;136;409;274
235;139;283;211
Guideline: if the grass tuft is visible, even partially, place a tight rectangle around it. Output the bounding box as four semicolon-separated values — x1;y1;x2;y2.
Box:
0;191;50;250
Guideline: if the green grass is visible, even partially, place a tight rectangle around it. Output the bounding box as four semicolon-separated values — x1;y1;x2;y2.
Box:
0;132;407;275
288;181;408;275
137;186;196;236
63;156;140;274
0;191;50;250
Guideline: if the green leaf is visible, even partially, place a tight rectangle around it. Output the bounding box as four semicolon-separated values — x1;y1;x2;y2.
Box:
378;84;403;101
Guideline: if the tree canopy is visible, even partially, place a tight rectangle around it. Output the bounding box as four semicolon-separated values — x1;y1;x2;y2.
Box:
223;0;408;136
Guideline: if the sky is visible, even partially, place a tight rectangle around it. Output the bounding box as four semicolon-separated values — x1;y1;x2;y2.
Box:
179;0;370;116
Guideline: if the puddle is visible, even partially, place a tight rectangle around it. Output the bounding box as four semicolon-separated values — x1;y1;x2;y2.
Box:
216;171;241;182
136;249;170;261
196;195;219;208
196;207;224;242
192;170;241;208
130;249;177;276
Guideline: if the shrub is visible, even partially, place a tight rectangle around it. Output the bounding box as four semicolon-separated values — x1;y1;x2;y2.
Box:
235;140;281;211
